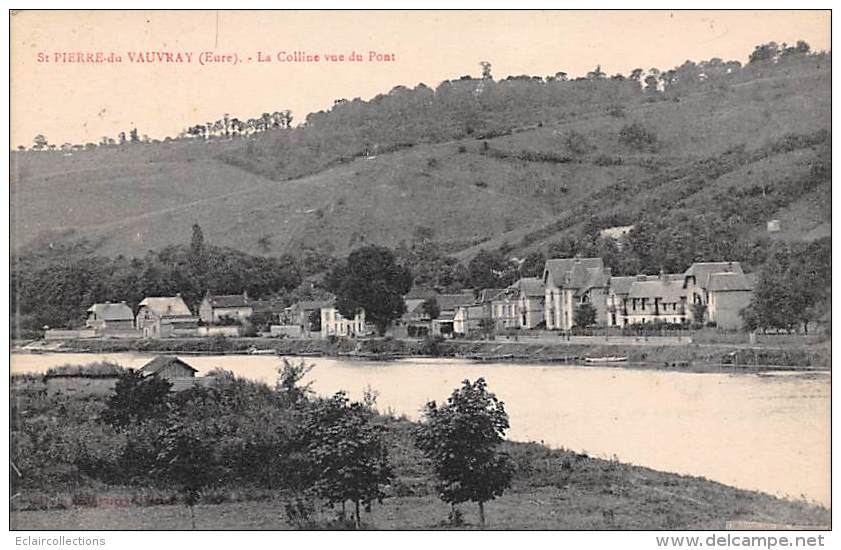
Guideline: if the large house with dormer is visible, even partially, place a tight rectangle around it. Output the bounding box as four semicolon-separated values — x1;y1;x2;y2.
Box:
543;257;611;330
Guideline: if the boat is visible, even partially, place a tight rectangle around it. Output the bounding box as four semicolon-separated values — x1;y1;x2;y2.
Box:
583;356;628;364
247;346;276;355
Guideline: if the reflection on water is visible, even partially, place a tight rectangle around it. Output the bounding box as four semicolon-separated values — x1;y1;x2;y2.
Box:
11;352;830;506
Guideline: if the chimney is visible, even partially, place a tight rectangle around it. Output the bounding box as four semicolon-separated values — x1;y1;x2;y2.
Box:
727;262;733;272
243;290;249;301
659;269;666;281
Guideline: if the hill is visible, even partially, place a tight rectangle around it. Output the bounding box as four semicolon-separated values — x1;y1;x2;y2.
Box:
10;48;831;270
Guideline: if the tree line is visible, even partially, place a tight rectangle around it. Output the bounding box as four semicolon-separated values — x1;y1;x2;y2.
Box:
12;361;514;529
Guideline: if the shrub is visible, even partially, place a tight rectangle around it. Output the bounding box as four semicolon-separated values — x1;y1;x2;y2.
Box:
618;121;658;152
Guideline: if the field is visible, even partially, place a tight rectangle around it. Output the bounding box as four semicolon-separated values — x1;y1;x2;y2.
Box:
11;442;831;530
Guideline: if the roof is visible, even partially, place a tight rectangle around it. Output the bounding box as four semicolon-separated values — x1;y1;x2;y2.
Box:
609;276;637;296
87;302;134;321
204;293;250;309
544;257;605;288
510;277;544;297
628;279;688;302
707;272;754;292
138;296;192;317
291;298;334;312
404;287;439;300
435;292;477;312
477;288;506;303
45;362;124;378
250;299;286;313
684;262;744;289
138;356;198;376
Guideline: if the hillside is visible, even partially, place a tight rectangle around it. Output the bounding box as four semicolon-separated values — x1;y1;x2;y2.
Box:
10;51;831;266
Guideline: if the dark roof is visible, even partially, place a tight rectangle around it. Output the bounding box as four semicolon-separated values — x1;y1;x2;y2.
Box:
628;279;688;301
477;288;506;303
138;356;198;376
45;362;124;378
544;257;604;288
511;277;544;297
292;299;334;312
707;272;754;292
609;276;637;296
87;302;134;321
684;262;744;289
435;292;477;312
404;287;439;300
205;293;250;308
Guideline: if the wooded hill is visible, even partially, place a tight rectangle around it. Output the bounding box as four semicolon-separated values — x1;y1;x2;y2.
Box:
11;46;830;274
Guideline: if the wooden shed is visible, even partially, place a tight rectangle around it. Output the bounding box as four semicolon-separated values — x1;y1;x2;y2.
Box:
138;356;198;392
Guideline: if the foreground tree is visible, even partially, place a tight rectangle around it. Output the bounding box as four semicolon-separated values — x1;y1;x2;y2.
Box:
325;245;412;335
155;419;222;528
102;369;172;428
415;378;514;527
300;392;393;528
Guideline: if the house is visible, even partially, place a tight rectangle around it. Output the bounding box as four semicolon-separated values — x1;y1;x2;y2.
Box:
705;272;756;330
606;275;636;327
624;273;690;325
321;304;367;338
432;292;477;336
198;291;253;324
683;262;752;329
543;257;611;330
509;277;545;328
135;295;199;338
276;299;331;338
44;363;124;396
86;302;135;332
397;289;440;337
489;288;520;330
138;355;198;392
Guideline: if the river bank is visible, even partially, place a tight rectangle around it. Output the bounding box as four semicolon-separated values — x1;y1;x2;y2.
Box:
17;335;830;373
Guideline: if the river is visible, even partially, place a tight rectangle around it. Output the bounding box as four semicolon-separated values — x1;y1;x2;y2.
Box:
11;352;831;506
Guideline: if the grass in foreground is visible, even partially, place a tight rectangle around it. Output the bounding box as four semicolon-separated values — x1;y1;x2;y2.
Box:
12;441;830;530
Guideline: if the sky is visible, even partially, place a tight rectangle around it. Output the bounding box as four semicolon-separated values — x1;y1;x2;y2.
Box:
10;10;831;148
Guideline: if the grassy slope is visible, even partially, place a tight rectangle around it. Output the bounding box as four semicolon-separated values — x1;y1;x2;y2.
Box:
10;69;830;259
11;430;830;530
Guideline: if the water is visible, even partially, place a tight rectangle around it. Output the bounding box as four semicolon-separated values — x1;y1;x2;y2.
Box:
11;352;830;506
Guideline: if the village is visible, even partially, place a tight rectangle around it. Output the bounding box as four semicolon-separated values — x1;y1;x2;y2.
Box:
43;255;755;343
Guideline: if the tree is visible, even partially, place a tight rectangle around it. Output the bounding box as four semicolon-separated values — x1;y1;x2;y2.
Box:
466;249;516;290
129;128;140;143
32;134;48;150
414;378;514;527
189;223;208;289
420;297;440;320
102;369;172;428
155;418;222;528
690;302;708;326
325;245;412;335
300;392;393;528
307;309;322;333
574;302;597;328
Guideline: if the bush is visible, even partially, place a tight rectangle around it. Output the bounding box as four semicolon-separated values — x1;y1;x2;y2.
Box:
618;121;658;152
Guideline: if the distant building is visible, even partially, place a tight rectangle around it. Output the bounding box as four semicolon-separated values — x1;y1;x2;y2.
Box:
85;302;135;332
543;257;611;330
509;277;545;329
767;219;781;233
625;273;689;325
198;291;253;324
321;305;367;338
703;272;756;330
431;292;476;336
279;299;332;338
44;363;124;396
138;355;198;392
136;295;199;338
